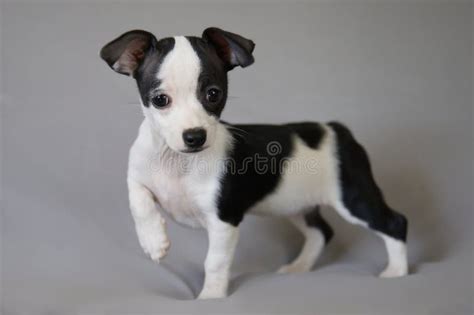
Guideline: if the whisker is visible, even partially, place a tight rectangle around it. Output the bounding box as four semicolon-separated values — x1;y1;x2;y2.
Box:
231;132;246;141
224;125;250;142
227;125;250;136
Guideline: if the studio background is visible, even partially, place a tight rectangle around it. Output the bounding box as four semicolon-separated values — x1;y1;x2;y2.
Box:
1;1;472;314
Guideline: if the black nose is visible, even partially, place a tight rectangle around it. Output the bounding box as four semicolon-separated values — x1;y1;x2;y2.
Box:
182;128;207;149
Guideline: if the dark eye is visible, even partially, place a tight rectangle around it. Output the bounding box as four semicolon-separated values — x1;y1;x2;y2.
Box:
206;87;222;103
151;94;171;108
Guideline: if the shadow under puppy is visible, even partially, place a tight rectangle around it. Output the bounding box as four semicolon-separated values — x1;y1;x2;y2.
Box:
100;27;409;299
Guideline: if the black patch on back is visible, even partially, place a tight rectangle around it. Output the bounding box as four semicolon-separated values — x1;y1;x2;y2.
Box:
187;36;228;117
304;206;334;243
285;122;325;149
217;123;295;226
135;37;175;107
328;122;408;241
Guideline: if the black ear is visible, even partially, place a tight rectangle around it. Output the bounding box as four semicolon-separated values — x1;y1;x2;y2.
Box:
202;27;255;70
100;30;157;76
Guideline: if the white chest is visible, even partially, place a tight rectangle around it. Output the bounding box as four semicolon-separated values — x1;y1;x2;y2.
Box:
128;124;226;229
148;164;209;228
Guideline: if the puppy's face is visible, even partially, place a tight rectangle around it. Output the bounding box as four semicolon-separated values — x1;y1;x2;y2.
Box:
101;28;255;153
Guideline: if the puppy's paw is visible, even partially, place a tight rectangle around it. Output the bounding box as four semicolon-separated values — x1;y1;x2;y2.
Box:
135;217;170;263
197;287;228;299
277;262;311;274
379;264;408;278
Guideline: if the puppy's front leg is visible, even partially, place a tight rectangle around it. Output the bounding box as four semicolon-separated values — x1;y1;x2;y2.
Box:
128;179;170;262
198;215;239;299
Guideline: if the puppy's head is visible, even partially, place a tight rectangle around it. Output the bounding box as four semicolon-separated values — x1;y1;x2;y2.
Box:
100;28;255;153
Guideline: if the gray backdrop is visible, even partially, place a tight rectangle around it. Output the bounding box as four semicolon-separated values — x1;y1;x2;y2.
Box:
1;1;473;314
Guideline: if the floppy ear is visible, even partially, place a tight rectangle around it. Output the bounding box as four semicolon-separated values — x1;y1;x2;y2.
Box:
100;30;157;76
202;27;255;70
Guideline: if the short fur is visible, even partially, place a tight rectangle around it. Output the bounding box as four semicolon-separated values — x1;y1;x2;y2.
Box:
100;27;409;299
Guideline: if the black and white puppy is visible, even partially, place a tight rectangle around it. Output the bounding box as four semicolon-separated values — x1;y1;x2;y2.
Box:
100;27;408;299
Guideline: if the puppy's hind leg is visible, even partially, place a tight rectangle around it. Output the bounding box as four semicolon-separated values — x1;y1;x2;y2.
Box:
278;206;333;274
332;200;408;278
328;122;408;277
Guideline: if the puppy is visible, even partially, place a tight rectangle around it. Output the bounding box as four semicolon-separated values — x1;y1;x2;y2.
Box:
100;27;408;299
